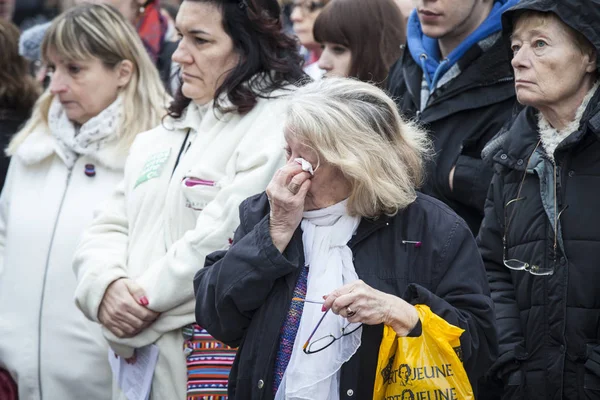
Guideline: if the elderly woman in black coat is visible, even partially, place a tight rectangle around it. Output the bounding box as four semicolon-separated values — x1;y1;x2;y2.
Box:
194;78;496;399
477;0;600;398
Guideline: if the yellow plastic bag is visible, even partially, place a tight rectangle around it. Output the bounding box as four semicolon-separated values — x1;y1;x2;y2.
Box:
373;304;474;400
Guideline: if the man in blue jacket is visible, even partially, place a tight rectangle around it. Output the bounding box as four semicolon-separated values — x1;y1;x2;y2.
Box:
388;0;519;236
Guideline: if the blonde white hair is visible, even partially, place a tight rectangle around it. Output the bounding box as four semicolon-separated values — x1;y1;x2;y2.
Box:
8;3;168;155
286;77;432;217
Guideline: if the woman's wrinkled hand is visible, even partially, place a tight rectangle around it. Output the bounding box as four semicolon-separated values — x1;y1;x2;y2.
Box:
98;278;160;338
322;280;419;337
266;163;312;253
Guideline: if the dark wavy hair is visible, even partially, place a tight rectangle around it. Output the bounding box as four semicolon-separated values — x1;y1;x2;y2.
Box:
168;0;306;118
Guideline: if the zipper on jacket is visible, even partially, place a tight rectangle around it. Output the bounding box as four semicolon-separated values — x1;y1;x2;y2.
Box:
555;164;564;209
557;156;570;395
37;164;75;399
553;163;559;259
554;158;566;396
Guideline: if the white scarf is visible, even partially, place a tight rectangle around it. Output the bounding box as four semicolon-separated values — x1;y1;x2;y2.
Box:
275;200;362;400
48;96;123;168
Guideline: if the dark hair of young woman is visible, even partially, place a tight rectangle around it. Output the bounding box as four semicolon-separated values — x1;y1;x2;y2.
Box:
313;0;406;88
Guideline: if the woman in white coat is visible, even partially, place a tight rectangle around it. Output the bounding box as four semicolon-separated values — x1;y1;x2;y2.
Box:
0;4;168;400
72;0;306;398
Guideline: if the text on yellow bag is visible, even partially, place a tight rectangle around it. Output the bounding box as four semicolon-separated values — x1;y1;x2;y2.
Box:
373;304;473;400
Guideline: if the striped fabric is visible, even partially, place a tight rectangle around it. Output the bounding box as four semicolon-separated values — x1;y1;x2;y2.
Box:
272;266;309;394
183;324;237;400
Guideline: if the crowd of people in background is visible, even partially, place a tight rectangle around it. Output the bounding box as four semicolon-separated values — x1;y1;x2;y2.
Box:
0;0;599;399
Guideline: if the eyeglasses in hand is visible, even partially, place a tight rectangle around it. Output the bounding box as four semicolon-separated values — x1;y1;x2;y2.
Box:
301;308;362;355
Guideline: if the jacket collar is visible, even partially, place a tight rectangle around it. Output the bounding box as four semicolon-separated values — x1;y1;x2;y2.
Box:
489;107;540;170
249;192;396;254
402;36;514;115
489;89;600;170
576;88;600;141
407;0;518;90
15;126;128;170
168;77;294;134
286;208;392;251
170;100;215;132
349;214;393;248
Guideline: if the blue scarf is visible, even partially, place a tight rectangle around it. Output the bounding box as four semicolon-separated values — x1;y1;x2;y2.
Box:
407;0;518;89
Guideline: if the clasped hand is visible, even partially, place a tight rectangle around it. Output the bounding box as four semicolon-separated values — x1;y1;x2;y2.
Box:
98;278;160;339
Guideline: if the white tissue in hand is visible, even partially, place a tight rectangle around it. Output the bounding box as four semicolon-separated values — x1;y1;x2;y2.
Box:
294;158;314;175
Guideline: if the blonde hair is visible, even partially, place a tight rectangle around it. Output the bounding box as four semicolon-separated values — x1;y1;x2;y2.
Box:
286;77;432;218
8;3;168;155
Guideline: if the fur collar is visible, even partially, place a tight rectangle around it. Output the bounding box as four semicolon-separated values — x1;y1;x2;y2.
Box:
15;126;128;170
170;101;213;132
538;80;600;160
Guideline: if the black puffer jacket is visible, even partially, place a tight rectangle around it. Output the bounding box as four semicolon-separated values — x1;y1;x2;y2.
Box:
477;1;600;399
479;100;600;400
387;35;517;235
194;192;496;399
478;87;600;399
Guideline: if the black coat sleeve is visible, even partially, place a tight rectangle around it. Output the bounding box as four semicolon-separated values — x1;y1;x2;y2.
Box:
451;98;516;216
403;217;497;386
477;172;523;381
452;154;494;215
193;202;302;347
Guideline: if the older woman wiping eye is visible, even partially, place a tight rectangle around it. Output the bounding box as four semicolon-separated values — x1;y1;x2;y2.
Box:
477;0;600;398
195;77;497;399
